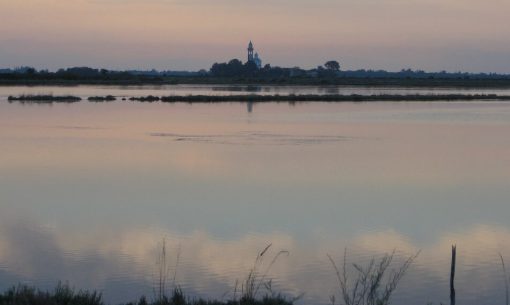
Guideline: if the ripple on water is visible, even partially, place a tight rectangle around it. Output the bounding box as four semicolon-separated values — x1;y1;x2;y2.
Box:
149;131;357;146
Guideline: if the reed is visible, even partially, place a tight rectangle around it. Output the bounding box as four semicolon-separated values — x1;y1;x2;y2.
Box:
238;244;290;303
154;239;181;303
328;249;420;305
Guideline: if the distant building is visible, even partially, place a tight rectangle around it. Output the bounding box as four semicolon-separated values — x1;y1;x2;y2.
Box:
247;41;254;62
247;41;262;69
254;53;262;69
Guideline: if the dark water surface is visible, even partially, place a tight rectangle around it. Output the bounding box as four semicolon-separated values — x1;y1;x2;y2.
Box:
1;85;510;305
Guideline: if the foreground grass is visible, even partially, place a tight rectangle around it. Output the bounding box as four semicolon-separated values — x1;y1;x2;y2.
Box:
0;245;295;305
0;284;101;305
0;246;420;305
0;284;293;305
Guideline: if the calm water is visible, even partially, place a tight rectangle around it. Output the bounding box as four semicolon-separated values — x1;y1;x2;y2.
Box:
1;85;510;305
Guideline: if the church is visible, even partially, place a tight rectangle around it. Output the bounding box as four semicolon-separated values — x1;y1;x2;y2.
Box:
247;41;262;69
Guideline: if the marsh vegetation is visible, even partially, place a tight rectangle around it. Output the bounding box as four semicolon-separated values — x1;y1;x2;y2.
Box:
88;95;116;102
2;245;505;305
6;93;510;104
7;95;82;103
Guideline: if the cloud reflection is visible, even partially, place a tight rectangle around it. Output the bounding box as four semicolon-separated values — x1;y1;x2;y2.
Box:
1;217;509;305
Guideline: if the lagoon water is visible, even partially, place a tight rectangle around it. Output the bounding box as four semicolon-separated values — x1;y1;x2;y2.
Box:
1;85;510;305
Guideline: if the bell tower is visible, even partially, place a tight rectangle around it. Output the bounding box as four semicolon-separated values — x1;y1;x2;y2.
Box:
247;41;254;62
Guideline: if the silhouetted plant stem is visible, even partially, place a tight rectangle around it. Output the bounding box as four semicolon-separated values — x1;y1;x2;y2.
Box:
328;248;419;305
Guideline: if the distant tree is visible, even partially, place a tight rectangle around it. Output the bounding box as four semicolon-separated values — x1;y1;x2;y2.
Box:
324;60;340;71
228;59;242;65
63;67;100;77
243;60;258;75
210;59;259;77
210;62;227;77
228;59;244;73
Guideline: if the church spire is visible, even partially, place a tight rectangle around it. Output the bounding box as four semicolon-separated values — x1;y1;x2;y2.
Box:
247;41;254;62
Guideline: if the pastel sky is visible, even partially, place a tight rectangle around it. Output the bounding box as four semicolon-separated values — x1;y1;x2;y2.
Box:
0;0;509;72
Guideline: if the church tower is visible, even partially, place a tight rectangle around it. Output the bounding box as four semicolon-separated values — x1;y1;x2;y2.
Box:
247;41;254;62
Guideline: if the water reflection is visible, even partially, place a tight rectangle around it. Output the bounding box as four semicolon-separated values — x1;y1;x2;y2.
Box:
1;92;510;304
212;86;263;93
0;217;509;305
2;84;510;99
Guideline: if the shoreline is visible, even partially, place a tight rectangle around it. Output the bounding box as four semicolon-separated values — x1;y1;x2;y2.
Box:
3;78;510;88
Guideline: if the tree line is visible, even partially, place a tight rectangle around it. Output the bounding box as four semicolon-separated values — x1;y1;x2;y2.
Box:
1;61;510;85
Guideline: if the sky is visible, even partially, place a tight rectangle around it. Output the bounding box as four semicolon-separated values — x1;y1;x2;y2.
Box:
0;0;509;73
